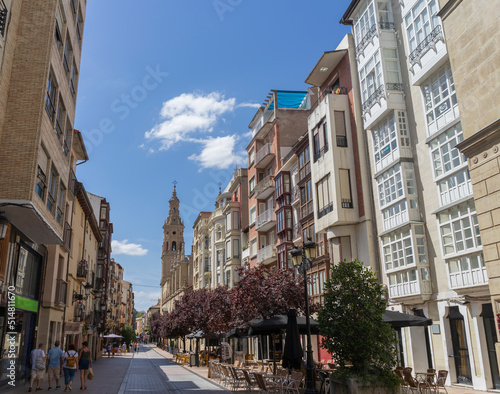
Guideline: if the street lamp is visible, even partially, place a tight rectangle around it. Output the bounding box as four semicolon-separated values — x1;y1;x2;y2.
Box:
290;237;316;394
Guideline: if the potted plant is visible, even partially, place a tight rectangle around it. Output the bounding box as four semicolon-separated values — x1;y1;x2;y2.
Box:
318;260;401;393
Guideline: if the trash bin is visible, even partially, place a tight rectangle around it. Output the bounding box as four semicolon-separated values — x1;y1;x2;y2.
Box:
190;353;199;367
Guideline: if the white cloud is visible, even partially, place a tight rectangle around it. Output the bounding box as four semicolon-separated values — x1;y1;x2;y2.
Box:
188;135;246;170
133;290;161;312
145;92;236;150
237;102;261;109
111;239;148;256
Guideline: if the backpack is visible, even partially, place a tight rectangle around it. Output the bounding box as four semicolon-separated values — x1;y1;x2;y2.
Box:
35;352;45;371
66;351;76;368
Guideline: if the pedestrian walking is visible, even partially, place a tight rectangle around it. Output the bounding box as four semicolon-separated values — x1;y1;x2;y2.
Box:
136;342;139;353
121;342;126;353
78;341;92;390
62;344;78;391
28;343;46;392
106;343;111;358
47;340;63;391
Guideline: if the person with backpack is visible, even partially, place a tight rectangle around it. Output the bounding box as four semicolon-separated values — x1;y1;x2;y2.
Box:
62;344;78;391
78;341;92;390
29;343;46;392
47;340;63;390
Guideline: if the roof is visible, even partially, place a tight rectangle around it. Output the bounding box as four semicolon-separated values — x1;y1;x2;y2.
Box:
268;90;309;110
76;182;103;242
340;0;362;25
72;129;89;161
305;50;348;87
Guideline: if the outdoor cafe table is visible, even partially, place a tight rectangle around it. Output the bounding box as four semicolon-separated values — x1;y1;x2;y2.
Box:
415;371;436;384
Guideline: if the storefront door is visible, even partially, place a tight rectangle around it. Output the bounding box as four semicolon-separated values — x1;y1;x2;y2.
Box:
448;307;472;385
481;304;500;389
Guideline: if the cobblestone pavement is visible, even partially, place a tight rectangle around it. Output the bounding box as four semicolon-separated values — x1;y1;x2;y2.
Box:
2;344;497;393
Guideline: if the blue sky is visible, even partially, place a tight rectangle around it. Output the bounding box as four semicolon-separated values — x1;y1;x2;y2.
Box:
75;0;353;311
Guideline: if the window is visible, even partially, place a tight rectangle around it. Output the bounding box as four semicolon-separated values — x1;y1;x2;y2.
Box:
378;0;393;25
300;180;313;219
317;175;332;218
339;169;353;208
225;212;231;232
63;38;72;75
249;177;255;195
233;239;240;259
422;64;457;134
429;123;465;178
249;206;256;225
335;111;347;147
35;147;49;200
216;227;222;240
172;241;176;251
54;20;63;51
353;0;375;46
70;61;78;97
448;253;486;288
47;166;58;214
383;48;401;84
248;147;255;166
76;8;83;42
382;226;414;271
275;172;290;199
439;200;481;256
250;239;257;258
232;211;240;230
277;207;292;234
55;97;66;139
302;223;315;243
387;269;418;294
63;120;72;156
45;72;57;123
373;112;397;164
226;240;231;260
316;233;325;257
360;50;382;103
438;168;472;206
56;182;66;224
70;0;78;17
377;164;403;207
298;148;310;181
313;119;329;162
404;0;440;53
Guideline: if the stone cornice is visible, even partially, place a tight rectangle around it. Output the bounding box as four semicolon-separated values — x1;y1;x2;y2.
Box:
456;118;500;161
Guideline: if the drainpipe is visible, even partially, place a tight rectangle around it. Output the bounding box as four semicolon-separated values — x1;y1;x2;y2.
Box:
347;34;382;280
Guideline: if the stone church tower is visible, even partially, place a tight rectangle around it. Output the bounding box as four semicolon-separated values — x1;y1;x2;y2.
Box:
161;185;185;285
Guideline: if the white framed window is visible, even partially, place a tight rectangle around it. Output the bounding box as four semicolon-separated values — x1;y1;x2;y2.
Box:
353;0;375;46
250;238;257;257
377;164;403;207
360;50;382;103
404;0;440;53
373;112;397;165
225;240;231;260
225;212;231;232
249;206;256;225
316;174;332;218
429;123;465;178
422;64;457;134
447;253;487;288
438;168;472;206
249;177;255;194
438;200;481;256
381;225;414;271
388;268;418;296
383;48;401;84
233;211;240;230
233;239;240;259
378;0;393;25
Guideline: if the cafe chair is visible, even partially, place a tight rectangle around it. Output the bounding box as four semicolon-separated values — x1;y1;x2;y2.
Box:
403;367;431;393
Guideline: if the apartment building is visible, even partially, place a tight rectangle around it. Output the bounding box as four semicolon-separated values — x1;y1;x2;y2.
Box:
0;0;86;382
160;187;192;314
441;1;500;389
341;0;491;389
246;91;311;269
62;181;101;358
192;212;212;290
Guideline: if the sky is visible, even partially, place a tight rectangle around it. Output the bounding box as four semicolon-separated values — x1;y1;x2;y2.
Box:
75;0;353;312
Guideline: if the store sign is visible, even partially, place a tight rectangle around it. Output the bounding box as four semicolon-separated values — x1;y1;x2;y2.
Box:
15;295;39;313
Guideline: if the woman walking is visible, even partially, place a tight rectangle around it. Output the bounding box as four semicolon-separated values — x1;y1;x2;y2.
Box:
78;341;92;390
62;344;78;391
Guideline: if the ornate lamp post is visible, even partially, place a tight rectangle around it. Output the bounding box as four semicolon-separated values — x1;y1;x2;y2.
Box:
290;238;316;394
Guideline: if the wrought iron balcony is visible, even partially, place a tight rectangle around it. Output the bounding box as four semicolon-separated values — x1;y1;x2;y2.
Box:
356;24;377;55
336;135;348;148
318;203;333;219
409;25;443;66
379;21;394;30
386;83;403;92
341;198;353;209
0;1;7;37
77;259;88;279
362;85;385;114
313;144;329;163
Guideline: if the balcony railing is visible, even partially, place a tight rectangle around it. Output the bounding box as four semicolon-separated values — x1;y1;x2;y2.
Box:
55;280;67;305
254;175;274;199
0;1;7;36
77;259;88;279
362;85;385;114
204;264;210;273
255;143;274;168
318;203;333;219
356;24;377;55
313;144;329;163
257;244;276;264
336;135;348;147
63;222;72;248
256;209;275;230
341;198;353;209
409;25;443;66
379;21;394;30
386;83;403;92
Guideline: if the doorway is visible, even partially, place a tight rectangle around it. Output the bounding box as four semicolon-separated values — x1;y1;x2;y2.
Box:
448;306;472;385
481;304;500;389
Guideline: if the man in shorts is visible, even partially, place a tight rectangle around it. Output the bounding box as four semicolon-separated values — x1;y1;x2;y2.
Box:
47;340;63;390
29;343;46;392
